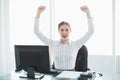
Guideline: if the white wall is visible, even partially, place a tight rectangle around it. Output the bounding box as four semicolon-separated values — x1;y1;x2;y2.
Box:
89;55;120;73
88;55;114;73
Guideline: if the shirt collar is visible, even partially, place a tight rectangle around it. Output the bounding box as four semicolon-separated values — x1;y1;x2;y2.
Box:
58;40;71;46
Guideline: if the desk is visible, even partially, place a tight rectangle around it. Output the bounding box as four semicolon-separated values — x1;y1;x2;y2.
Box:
11;70;102;80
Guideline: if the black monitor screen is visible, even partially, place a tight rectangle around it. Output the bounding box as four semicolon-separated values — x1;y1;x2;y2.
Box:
15;45;50;73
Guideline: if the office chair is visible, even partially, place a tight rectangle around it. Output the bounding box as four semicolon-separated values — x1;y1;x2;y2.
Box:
75;46;103;77
52;45;89;72
75;45;89;72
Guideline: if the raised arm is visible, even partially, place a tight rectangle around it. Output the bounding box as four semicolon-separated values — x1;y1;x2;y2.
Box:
75;5;94;49
34;6;54;45
80;5;92;19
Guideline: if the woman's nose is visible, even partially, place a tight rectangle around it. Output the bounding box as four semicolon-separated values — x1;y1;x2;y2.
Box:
63;31;67;34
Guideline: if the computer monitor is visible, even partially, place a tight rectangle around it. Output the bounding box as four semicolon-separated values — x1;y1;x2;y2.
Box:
14;45;50;74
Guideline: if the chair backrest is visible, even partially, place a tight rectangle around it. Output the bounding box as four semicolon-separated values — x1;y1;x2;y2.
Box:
75;45;88;72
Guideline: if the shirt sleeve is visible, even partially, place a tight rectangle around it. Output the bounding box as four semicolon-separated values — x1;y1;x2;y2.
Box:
33;18;55;45
74;18;94;50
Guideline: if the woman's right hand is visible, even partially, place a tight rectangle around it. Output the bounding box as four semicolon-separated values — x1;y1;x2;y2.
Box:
36;6;46;18
37;6;46;13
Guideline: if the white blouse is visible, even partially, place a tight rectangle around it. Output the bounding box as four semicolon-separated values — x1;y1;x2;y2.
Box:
34;18;94;70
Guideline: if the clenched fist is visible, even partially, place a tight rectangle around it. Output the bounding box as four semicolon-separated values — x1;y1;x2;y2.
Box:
80;5;91;19
36;6;46;18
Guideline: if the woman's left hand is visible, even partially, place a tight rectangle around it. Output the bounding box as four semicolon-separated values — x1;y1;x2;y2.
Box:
80;5;91;19
80;5;90;14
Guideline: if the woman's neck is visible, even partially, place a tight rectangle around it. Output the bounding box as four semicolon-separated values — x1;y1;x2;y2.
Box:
61;39;69;44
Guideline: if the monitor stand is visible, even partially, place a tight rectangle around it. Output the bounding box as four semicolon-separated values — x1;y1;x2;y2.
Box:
18;67;44;79
27;67;35;78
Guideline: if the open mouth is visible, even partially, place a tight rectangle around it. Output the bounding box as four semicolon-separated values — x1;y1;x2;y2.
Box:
62;35;67;38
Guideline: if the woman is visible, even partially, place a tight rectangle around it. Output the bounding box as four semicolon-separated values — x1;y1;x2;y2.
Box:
34;5;94;70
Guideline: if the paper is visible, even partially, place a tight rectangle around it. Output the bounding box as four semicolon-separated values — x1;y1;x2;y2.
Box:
55;71;82;80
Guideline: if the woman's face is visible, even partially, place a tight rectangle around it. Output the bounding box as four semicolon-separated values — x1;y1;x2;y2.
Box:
58;24;71;42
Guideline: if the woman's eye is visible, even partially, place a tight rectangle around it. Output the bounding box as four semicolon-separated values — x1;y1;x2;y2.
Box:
66;29;68;31
61;29;63;31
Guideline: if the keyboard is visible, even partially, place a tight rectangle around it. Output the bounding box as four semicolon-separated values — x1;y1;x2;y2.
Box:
42;69;62;77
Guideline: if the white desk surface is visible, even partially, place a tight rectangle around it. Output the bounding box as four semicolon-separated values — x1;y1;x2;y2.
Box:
11;70;102;80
